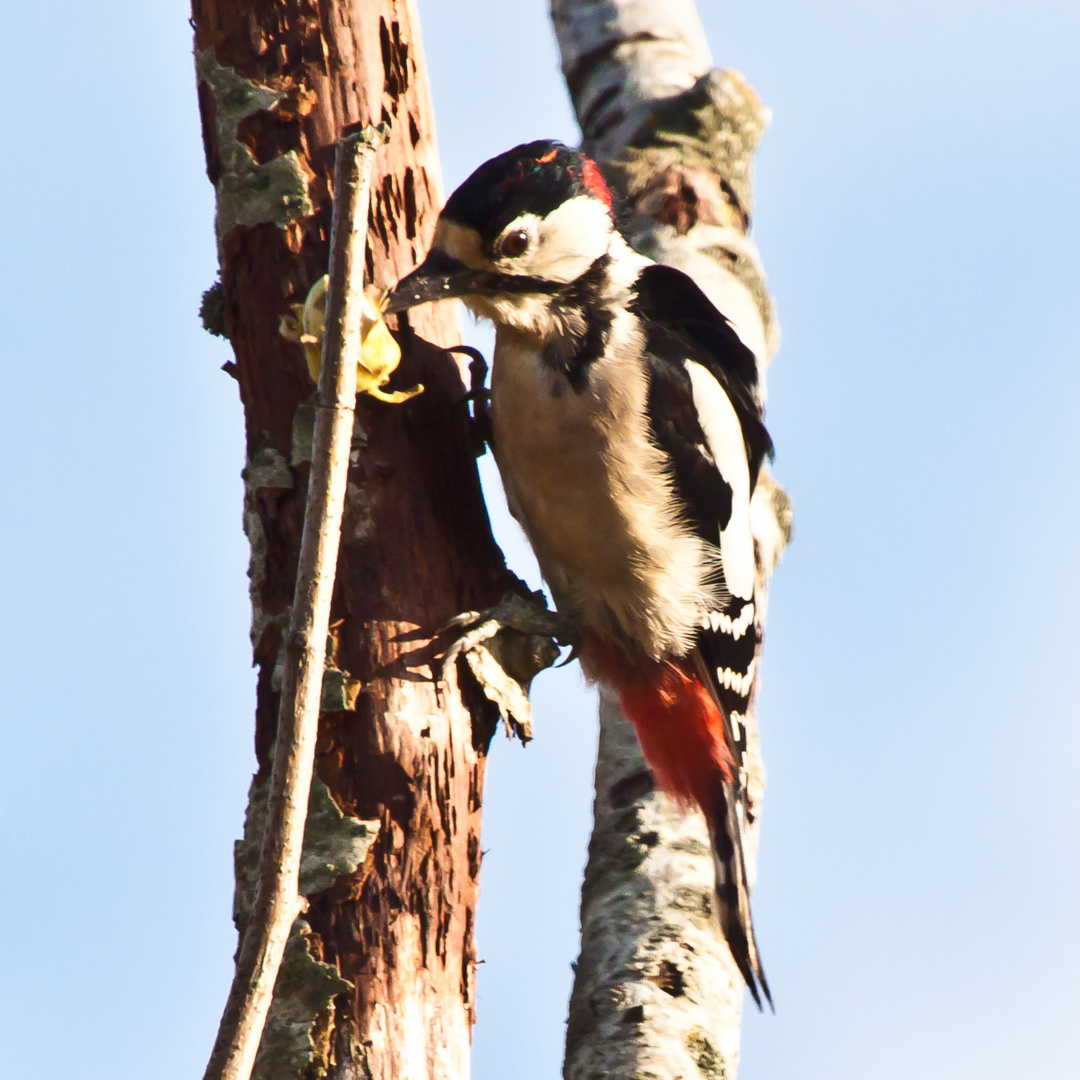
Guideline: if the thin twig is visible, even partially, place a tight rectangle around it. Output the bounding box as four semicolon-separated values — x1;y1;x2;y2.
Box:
203;125;386;1080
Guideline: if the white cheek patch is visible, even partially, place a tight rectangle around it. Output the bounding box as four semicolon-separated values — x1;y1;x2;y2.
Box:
440;196;613;284
685;360;754;601
503;195;612;283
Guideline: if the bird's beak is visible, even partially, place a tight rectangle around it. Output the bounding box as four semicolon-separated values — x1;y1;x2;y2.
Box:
383;248;488;314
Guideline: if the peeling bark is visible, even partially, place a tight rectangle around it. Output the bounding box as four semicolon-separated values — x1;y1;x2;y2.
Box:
191;3;513;1077
551;2;791;1077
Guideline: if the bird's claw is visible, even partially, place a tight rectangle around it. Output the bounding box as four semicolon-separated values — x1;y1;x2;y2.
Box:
447;345;493;455
437;590;574;685
436;591;576;742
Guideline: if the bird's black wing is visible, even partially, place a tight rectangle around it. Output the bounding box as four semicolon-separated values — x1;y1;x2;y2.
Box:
635;262;772;1007
643;354;735;545
642;346;762;724
633;262;769;724
632;262;772;485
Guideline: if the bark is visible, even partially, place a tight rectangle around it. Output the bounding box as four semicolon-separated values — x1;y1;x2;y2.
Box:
550;3;792;1077
205;127;380;1080
192;4;512;1078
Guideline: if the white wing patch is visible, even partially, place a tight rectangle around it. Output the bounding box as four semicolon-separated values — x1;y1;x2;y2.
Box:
685;360;755;601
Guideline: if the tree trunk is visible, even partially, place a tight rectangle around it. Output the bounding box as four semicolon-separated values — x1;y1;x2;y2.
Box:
192;4;510;1077
550;2;791;1077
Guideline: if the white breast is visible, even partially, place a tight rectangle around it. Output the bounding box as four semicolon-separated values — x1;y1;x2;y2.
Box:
489;318;721;659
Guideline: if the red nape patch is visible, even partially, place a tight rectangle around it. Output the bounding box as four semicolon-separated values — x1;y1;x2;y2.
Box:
583;640;735;810
581;157;613;209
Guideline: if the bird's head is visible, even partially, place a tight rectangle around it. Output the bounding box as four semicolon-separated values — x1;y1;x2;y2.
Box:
385;140;619;335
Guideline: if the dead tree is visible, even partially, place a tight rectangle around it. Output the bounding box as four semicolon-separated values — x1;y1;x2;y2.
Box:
191;3;526;1077
550;1;791;1077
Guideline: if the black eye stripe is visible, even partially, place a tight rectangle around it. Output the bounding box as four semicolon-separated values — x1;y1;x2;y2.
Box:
480;271;560;295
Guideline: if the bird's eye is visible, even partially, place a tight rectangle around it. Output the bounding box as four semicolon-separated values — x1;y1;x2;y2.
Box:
500;229;529;258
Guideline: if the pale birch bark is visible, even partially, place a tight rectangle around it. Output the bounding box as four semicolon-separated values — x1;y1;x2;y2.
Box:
550;3;791;1077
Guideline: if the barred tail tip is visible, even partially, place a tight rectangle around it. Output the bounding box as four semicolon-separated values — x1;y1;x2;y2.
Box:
588;641;771;1008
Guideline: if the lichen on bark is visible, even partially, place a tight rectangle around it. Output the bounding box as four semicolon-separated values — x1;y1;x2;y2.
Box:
195;48;314;250
250;920;353;1080
234;776;381;1080
242;445;293;653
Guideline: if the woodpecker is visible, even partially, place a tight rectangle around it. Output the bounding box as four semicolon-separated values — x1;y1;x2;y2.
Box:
386;140;774;1006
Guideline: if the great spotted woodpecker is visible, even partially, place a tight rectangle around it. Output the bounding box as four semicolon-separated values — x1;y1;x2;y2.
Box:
386;140;774;1006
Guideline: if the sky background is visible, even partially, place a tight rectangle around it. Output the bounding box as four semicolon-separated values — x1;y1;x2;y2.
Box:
1;1;1078;1078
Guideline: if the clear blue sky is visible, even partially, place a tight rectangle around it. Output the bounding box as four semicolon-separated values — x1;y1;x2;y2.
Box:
0;2;1077;1078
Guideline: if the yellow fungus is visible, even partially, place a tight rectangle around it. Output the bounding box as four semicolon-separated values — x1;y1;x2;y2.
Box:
278;275;423;403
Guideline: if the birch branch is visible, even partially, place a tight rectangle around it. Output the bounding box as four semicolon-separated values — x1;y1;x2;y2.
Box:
202;126;384;1080
551;3;791;1078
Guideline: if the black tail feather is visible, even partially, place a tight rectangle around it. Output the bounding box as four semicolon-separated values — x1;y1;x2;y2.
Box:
707;779;772;1011
687;648;772;1010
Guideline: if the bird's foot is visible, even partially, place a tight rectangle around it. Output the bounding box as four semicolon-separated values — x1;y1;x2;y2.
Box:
437;590;577;742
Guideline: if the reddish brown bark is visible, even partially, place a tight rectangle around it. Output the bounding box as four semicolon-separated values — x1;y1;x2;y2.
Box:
192;2;510;1075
